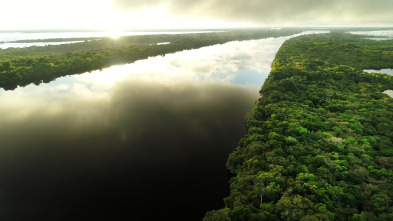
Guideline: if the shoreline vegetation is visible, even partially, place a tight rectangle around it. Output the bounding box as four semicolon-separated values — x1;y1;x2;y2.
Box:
0;29;302;90
204;32;393;220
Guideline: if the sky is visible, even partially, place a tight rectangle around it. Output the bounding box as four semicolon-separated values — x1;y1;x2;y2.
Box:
1;0;393;30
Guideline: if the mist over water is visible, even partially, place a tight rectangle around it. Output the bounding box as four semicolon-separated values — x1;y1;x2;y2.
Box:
0;32;324;220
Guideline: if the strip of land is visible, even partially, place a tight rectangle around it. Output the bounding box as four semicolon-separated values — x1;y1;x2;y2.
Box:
204;32;393;220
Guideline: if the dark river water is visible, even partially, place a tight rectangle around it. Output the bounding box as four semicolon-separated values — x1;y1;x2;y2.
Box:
0;31;324;220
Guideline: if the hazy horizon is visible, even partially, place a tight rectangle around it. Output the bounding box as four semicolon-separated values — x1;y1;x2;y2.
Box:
1;26;392;34
1;0;393;31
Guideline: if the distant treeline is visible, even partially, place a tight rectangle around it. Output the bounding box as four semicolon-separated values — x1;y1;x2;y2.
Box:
0;37;97;43
204;33;393;220
0;29;302;90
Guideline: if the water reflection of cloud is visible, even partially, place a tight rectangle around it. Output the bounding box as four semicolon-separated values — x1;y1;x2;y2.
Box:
0;78;258;219
0;76;258;147
71;36;289;92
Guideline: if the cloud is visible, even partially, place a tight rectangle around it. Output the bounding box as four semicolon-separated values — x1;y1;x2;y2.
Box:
111;0;393;26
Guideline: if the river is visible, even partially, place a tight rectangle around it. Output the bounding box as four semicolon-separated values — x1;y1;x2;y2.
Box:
0;31;325;220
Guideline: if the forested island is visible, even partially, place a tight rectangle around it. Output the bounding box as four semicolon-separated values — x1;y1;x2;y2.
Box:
204;32;393;220
0;29;302;90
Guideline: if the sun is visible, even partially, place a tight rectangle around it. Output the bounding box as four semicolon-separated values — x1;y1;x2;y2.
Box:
106;28;123;39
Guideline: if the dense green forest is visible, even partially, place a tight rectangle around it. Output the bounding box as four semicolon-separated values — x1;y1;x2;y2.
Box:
0;29;302;90
204;33;393;220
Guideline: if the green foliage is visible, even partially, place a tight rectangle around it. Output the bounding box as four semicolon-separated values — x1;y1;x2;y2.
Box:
206;32;393;220
203;208;231;221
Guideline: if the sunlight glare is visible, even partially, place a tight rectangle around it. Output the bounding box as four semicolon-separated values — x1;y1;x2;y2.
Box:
106;28;123;39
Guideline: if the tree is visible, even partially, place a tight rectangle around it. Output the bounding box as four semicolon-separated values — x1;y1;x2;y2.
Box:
276;193;314;220
203;208;231;221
